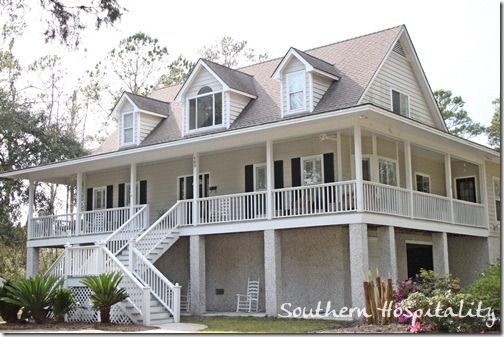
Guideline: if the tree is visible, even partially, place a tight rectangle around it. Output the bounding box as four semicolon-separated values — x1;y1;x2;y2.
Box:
487;98;500;150
200;36;269;68
434;89;486;139
157;55;194;87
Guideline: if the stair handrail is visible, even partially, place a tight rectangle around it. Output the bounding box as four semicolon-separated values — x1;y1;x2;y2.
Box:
102;204;149;255
44;251;65;278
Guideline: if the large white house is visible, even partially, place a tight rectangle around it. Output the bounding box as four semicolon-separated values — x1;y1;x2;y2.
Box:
0;25;500;325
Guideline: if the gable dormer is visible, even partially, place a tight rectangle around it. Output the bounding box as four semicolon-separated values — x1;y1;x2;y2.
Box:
113;92;169;148
175;59;257;136
272;48;340;116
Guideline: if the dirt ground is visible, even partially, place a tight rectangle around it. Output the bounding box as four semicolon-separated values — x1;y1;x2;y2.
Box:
320;321;409;333
0;322;158;332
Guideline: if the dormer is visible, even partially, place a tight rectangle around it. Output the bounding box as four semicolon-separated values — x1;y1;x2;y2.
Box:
175;59;257;136
113;92;169;148
272;48;340;116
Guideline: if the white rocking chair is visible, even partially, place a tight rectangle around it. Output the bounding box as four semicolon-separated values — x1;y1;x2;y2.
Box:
180;281;191;313
236;278;259;312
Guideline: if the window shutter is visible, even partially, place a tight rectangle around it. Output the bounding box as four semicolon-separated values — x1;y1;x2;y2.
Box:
118;183;125;207
392;90;400;114
106;185;113;209
323;153;335;183
86;188;93;211
291;158;301;187
139;180;147;204
245;165;254;192
274;160;284;189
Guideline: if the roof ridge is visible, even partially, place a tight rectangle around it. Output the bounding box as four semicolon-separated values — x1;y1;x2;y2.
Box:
291;47;336;67
154;82;183;91
202;58;256;79
125;91;171;105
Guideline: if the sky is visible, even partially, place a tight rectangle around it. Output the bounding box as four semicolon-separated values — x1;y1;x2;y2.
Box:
13;0;500;145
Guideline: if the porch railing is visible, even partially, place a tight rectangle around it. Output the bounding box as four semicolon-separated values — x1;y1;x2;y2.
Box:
198;191;268;224
412;191;452;223
363;181;410;217
452;199;486;228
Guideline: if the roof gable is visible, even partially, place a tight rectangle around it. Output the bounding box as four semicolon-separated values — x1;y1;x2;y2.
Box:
112;92;170;118
272;47;341;80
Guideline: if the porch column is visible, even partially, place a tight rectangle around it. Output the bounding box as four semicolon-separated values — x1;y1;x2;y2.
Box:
479;162;490;228
26;247;40;277
444;154;454;223
76;172;83;235
432;232;449;275
353;125;363;211
377;226;398;283
27;180;35;240
404;141;414;217
192;153;199;226
264;229;282;315
349;223;368;309
130;163;137;215
190;235;205;314
266;140;273;219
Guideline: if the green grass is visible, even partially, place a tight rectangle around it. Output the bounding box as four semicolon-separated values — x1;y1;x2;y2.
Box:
181;315;342;333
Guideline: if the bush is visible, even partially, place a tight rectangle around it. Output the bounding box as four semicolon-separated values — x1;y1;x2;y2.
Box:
81;272;128;324
0;278;21;323
465;261;500;317
52;288;75;323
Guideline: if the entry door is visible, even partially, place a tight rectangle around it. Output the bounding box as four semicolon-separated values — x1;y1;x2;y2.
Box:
456;177;476;203
406;244;433;278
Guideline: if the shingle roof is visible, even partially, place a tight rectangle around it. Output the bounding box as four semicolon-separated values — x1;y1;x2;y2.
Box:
202;59;257;97
290;48;341;78
125;92;170;116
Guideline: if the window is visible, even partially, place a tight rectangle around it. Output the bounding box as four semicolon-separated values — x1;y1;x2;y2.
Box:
415;173;431;193
391;89;410;117
122;112;134;144
494;177;500;221
188;86;223;131
362;158;371;181
178;173;210;200
287;71;305;112
125;182;140;206
302;156;323;185
254;164;267;191
93;187;107;210
379;159;397;186
455;177;477;203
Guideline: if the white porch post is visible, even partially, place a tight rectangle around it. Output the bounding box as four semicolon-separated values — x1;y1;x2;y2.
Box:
26;247;40;277
353;125;363;211
266;140;273;219
377;226;398;283
444;154;454;223
192;153;199;226
349;223;368;309
264;229;281;315
479;162;490;228
130;163;137;216
190;235;205;314
27;180;35;240
76;172;83;236
404;141;414;217
432;232;449;275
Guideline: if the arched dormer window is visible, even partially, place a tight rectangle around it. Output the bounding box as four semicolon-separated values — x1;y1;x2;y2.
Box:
188;86;223;130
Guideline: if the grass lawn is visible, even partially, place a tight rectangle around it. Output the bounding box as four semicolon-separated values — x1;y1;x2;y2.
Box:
181;315;342;333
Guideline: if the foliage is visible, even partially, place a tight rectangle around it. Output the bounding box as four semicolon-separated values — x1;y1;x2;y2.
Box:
0;278;21;323
465;261;500;316
200;36;269;68
81;272;128;324
487;98;500;150
158;55;195;87
52;288;75;323
434;89;486;139
2;275;61;323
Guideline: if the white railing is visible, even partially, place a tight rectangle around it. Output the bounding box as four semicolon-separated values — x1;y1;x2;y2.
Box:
273;181;356;218
80;207;133;235
65;246;101;277
135;200;192;256
130;247;181;323
412;191;452;223
452;199;486;227
363;181;411;217
199;191;267;224
30;213;76;239
44;252;65;278
102;205;149;255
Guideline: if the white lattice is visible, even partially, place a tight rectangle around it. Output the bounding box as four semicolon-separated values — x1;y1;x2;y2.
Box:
66;286;132;324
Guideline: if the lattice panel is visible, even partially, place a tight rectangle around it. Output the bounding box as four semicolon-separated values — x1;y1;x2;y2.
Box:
66;286;133;324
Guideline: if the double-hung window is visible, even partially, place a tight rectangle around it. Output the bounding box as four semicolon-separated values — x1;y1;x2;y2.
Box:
379;158;397;186
125;182;140;206
302;156;323;185
416;173;431;193
391;89;410;117
494;177;501;222
287;71;305;112
93;187;107;210
254;164;267;191
122;112;134;144
188;86;222;131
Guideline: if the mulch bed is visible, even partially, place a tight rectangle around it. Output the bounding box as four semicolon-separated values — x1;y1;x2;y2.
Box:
0;322;158;332
320;321;409;333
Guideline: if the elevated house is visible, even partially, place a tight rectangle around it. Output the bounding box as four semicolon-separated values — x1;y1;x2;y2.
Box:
0;25;500;324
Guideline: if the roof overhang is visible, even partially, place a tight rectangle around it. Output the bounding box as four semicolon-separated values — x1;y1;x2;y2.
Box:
272;48;340;81
112;93;168;119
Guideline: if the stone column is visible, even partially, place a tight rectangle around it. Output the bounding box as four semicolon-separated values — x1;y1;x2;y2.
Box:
377;226;398;283
349;223;368;309
264;229;281;315
432;232;449;275
26;247;40;277
190;235;206;314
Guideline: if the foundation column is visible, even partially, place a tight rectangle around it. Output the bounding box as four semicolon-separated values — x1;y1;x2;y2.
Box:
190;235;206;314
349;223;368;309
264;229;281;315
432;232;449;275
377;226;398;283
26;247;40;277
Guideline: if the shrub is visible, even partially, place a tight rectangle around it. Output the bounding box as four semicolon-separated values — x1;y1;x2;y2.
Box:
52;288;75;323
0;278;21;323
2;275;61;324
465;261;500;317
81;272;128;324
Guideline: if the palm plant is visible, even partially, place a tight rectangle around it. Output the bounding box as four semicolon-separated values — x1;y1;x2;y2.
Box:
53;288;75;323
81;272;128;324
2;275;61;323
0;278;21;323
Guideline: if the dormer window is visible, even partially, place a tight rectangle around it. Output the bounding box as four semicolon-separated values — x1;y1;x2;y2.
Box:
188;86;223;131
287;71;306;112
122;112;134;145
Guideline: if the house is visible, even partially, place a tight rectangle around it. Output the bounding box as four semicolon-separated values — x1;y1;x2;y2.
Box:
0;25;500;325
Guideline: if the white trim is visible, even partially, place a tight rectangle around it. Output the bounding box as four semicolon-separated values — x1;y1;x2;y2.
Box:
228;88;257;100
390;88;411;118
453;175;478;203
300;154;324;186
311;68;340;81
121;111;135;146
253;163;267;191
414;172;431;193
185;90;224;133
285;70;307;114
377;156;399;187
271;48;340;81
113;94;138;119
405;240;432;246
138;109;167;119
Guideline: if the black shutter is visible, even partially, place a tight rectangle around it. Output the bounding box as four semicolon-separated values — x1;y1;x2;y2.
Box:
392;90;400;114
323;153;335;183
118;183;125;207
139;180;147;204
86;188;93;211
245;165;254;192
274;160;284;189
106;185;113;208
291;158;301;187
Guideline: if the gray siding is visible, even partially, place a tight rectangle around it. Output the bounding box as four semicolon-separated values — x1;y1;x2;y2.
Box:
312;73;332;110
228;92;251;125
139;113;162;143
